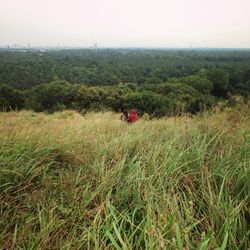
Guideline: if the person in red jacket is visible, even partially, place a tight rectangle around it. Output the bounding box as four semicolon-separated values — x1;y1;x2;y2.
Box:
128;109;138;123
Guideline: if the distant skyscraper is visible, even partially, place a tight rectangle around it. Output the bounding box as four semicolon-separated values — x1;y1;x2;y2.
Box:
94;43;98;49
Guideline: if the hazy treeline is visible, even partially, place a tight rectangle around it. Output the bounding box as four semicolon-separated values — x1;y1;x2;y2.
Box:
0;49;249;115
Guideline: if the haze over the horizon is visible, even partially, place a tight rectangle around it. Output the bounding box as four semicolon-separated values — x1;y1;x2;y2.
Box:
0;0;250;48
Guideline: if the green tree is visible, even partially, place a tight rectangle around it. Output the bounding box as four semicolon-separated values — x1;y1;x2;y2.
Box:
207;69;229;97
123;91;169;117
0;84;24;111
180;75;214;94
26;81;76;112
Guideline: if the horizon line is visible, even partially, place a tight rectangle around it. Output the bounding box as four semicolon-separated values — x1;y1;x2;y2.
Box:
1;46;250;50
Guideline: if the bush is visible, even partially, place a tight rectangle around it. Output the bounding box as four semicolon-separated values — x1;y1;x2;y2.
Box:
0;83;24;111
123;91;169;117
25;81;76;112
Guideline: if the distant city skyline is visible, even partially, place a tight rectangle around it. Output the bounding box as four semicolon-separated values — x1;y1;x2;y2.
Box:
0;0;250;48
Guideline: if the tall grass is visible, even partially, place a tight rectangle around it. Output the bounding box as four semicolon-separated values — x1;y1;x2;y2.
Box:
0;106;249;249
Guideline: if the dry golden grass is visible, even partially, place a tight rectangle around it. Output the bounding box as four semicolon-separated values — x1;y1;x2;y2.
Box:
0;106;249;249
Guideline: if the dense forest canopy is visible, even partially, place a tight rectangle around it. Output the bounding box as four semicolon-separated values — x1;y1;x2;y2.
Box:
1;48;250;87
0;48;249;115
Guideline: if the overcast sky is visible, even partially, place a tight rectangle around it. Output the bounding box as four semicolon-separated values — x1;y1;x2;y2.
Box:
0;0;249;48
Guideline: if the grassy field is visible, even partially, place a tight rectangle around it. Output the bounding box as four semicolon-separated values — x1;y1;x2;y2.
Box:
0;106;249;249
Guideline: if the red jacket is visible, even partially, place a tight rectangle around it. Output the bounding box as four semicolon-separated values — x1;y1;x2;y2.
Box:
129;111;138;123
